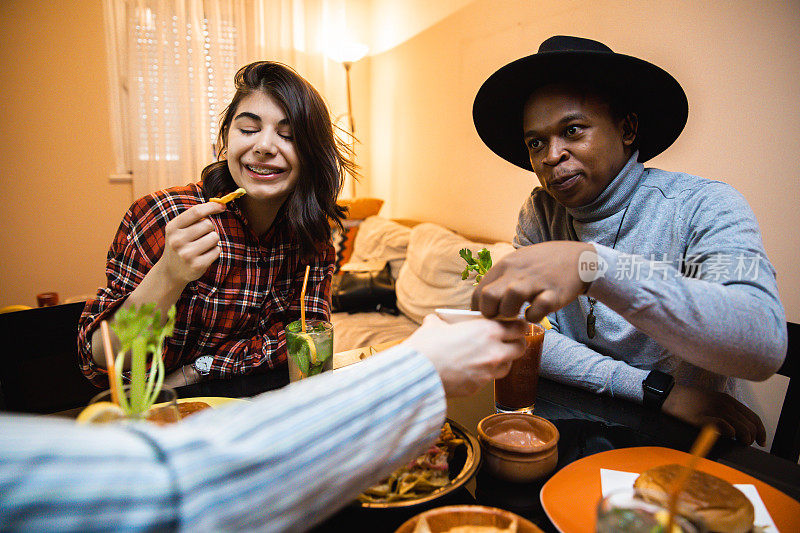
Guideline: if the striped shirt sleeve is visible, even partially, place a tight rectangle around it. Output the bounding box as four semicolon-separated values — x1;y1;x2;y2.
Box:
0;346;445;532
0;417;178;531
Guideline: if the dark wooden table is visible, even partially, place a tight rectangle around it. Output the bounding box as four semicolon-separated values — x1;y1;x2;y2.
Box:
174;372;800;532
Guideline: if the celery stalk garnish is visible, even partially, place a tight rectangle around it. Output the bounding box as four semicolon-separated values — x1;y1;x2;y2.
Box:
110;303;176;418
130;336;147;413
458;248;553;330
460;247;493;285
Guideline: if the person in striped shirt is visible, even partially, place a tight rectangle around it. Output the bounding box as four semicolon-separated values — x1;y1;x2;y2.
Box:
2;314;525;532
78;62;354;388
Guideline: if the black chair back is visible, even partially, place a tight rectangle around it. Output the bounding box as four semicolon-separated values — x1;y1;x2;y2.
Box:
0;303;99;414
770;321;799;462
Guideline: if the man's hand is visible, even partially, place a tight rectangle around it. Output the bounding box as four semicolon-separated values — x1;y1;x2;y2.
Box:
662;383;767;446
471;241;594;323
156;202;227;285
403;314;526;397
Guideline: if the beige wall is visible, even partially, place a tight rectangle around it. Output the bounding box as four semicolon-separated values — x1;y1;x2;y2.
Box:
368;0;475;53
0;0;132;308
363;0;798;452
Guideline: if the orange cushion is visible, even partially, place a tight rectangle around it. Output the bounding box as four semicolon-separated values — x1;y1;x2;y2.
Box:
338;198;384;221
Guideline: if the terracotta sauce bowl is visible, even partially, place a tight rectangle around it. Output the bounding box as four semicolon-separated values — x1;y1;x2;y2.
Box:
477;413;559;483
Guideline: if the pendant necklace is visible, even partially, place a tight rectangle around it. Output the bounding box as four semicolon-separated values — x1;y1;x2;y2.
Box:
577;203;630;339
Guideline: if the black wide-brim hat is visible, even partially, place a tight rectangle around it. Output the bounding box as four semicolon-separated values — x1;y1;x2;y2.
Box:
473;35;688;170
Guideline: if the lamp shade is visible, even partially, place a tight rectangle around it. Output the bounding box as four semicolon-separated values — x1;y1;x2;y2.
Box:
327;42;369;64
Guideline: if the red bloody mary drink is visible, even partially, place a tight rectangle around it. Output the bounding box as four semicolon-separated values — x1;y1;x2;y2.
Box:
494;323;545;413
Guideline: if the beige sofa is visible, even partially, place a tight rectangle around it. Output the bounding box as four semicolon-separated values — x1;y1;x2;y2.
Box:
330;216;514;353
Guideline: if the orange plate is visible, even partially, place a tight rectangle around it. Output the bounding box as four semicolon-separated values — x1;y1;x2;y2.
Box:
539;446;800;533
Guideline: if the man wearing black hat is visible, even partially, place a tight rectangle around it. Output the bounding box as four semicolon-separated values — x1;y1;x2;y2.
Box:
471;36;787;445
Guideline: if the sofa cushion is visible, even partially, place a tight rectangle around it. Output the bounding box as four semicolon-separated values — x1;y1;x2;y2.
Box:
395;223;515;324
331;311;418;352
348;216;411;280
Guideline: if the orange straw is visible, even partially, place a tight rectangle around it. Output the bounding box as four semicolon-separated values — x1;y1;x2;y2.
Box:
300;265;310;333
100;320;120;405
666;424;719;531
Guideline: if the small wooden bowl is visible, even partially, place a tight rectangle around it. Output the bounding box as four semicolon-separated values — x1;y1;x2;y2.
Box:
394;505;541;533
477;413;559;483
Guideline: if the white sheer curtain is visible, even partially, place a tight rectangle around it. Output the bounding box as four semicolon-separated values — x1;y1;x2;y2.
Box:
103;0;346;199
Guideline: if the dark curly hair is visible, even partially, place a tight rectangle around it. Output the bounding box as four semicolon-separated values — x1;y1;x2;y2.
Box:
202;61;354;255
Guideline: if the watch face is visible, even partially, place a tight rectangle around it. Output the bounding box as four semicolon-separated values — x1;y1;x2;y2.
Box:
643;370;675;409
644;371;673;394
194;356;213;373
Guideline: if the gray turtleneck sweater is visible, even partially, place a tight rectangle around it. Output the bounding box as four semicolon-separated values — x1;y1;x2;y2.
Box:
514;153;787;403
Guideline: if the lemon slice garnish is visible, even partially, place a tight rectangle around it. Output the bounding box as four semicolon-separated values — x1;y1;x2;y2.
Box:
76;401;126;424
539;316;552;330
297;332;318;365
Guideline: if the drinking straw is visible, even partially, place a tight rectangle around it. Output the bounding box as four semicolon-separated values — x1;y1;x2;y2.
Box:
666;424;719;531
300;265;310;333
100;320;120;405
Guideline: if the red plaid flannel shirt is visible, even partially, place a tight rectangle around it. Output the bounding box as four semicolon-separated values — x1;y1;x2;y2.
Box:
77;182;333;388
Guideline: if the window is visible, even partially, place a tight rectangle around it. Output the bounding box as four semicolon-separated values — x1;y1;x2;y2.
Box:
103;0;346;197
103;0;242;196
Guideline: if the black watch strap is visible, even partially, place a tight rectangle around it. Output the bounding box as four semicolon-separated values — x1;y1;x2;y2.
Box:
642;370;675;409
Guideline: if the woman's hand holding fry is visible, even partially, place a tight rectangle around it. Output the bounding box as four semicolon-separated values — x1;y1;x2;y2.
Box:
155;202;226;286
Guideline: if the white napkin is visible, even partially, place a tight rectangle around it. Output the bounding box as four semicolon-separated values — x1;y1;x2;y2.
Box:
599;468;778;532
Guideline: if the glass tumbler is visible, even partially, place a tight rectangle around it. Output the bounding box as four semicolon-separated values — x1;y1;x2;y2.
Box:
494;322;545;414
596;489;704;533
285;319;334;382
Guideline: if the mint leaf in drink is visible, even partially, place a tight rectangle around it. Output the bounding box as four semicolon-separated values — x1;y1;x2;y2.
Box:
294;344;310;375
286;328;304;354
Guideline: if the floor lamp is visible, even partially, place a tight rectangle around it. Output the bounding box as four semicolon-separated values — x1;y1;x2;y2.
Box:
332;43;368;198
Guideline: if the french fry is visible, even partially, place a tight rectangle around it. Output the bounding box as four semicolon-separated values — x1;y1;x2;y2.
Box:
209;187;246;204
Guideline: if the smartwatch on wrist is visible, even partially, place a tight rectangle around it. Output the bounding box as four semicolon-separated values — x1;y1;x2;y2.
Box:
642;370;675;409
193;355;213;377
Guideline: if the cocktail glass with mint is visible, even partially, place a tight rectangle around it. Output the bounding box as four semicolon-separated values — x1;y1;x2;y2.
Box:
285;319;334;381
